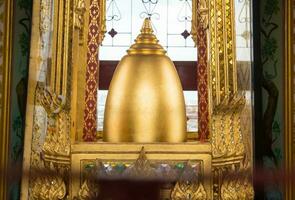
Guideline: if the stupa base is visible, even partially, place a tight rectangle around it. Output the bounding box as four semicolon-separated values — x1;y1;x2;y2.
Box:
71;142;212;199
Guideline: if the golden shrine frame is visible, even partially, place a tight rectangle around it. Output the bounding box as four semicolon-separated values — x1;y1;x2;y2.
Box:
19;0;257;199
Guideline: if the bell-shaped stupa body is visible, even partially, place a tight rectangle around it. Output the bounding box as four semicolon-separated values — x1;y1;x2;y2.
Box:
103;18;187;142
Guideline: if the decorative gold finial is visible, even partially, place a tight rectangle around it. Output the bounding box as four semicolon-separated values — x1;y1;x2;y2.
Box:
127;18;166;55
140;18;154;34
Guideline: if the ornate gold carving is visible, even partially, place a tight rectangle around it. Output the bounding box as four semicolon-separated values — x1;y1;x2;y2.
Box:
22;0;256;199
36;84;71;163
208;0;246;159
127;147;156;178
213;160;254;200
198;0;209;29
74;159;101;199
221;175;254;200
42;110;71;159
31;174;67;200
29;86;70;199
171;160;207;199
191;0;209;44
220;165;254;200
74;179;100;200
171;181;207;200
209;0;237;106
40;0;51;34
211;93;246;158
74;0;86;45
30;162;68;200
38;84;65;115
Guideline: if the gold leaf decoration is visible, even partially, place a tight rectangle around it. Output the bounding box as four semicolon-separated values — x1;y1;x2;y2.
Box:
171;181;207;200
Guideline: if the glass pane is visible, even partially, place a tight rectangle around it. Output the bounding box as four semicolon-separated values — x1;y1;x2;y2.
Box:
167;47;197;61
235;0;251;61
100;0;197;61
234;0;253;174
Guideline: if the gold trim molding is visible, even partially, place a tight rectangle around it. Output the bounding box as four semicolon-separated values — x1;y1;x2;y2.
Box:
284;0;294;199
0;0;13;199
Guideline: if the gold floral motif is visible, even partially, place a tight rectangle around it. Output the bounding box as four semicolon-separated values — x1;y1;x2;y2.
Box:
36;83;71;163
38;84;65;115
42;110;71;159
73;179;100;200
127;147;156;178
31;176;66;200
171;181;207;200
74;160;101;200
30;162;67;200
213;161;254;200
211;93;246;158
220;167;254;200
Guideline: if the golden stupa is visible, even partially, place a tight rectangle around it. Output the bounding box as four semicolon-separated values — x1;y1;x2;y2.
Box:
103;18;187;142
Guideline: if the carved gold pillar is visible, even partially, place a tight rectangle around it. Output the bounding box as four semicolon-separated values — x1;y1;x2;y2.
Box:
208;0;253;199
209;0;237;106
209;0;245;159
21;0;73;199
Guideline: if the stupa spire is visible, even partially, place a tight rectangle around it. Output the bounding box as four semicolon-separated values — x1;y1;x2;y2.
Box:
127;18;166;55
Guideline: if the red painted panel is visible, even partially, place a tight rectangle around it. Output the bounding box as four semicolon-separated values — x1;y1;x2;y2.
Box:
99;61;198;90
